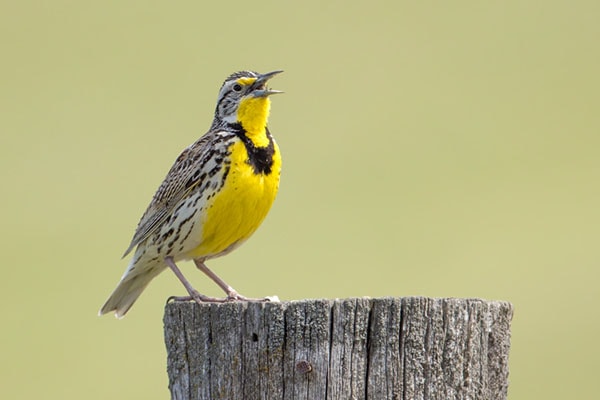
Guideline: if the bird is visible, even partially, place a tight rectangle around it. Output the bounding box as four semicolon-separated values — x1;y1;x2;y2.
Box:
99;70;283;318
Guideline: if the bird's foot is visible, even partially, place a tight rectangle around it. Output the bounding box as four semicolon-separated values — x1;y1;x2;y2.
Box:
225;290;280;303
167;290;228;304
167;292;280;304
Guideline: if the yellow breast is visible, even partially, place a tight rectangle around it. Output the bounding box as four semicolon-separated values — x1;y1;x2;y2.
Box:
186;139;281;259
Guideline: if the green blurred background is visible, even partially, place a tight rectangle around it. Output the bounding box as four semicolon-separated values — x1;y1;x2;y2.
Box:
1;1;598;399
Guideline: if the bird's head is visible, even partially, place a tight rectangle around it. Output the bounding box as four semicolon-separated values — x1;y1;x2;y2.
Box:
213;70;283;133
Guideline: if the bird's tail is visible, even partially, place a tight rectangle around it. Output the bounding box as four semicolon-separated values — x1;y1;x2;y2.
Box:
99;260;165;318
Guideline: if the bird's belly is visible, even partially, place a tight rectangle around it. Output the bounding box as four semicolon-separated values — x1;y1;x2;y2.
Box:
185;143;280;259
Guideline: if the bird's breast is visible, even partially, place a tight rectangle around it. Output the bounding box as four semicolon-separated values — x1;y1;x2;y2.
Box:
185;138;281;259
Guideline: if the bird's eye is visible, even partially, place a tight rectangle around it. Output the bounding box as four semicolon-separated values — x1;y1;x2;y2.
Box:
232;83;242;92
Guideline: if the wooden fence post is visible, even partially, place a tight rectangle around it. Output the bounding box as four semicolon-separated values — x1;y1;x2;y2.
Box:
164;297;513;400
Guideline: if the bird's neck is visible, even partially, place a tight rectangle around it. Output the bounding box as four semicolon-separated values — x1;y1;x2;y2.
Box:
236;97;271;148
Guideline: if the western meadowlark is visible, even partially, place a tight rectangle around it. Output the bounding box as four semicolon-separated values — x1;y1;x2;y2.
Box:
99;70;283;318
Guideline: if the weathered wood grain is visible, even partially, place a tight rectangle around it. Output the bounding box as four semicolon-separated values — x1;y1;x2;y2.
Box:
164;297;513;400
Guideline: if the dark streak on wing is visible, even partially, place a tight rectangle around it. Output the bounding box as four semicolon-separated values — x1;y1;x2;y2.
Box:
122;132;221;257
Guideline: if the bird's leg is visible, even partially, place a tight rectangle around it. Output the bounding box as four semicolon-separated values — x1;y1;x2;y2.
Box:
193;259;271;302
165;256;226;303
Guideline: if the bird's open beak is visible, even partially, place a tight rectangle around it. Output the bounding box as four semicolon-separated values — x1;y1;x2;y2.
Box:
252;70;284;97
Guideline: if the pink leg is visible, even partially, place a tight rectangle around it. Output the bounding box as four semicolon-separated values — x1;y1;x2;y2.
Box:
193;259;270;302
165;257;226;303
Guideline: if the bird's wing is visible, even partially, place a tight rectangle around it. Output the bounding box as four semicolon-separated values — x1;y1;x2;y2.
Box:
122;133;216;257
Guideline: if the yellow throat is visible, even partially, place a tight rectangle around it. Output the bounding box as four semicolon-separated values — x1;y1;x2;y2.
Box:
236;93;271;147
